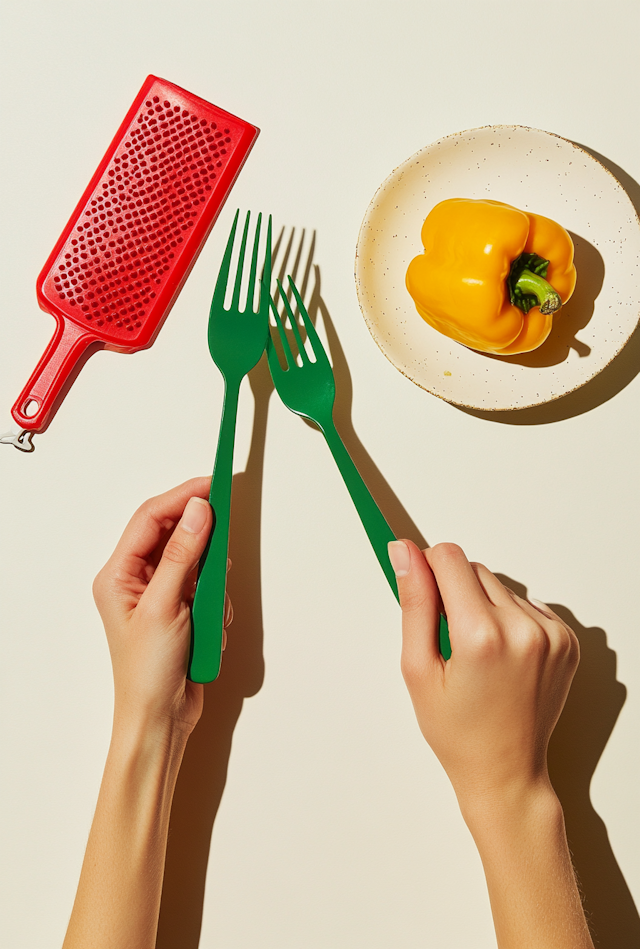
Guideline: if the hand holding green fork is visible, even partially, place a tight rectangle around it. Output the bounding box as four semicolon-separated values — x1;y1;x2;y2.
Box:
189;210;272;683
189;213;450;684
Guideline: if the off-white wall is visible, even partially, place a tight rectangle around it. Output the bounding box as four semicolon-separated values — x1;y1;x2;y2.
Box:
1;1;639;946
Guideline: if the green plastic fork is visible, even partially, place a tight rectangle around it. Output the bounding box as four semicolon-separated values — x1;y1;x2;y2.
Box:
267;277;451;660
189;210;272;683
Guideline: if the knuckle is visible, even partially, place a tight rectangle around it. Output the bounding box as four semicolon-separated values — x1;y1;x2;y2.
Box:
569;628;580;662
469;560;488;573
431;542;465;565
137;496;157;518
137;494;172;529
400;584;432;616
400;652;427;687
550;618;569;641
556;622;580;662
517;617;549;658
162;537;192;566
468;618;502;657
92;568;107;606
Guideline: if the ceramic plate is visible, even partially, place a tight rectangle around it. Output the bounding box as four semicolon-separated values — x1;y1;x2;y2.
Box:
355;125;640;410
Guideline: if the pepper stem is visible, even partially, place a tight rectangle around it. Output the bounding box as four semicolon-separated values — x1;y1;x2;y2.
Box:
507;252;562;315
514;269;562;315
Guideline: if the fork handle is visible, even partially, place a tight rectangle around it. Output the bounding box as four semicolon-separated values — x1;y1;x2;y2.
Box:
321;419;398;593
321;418;451;659
189;377;241;683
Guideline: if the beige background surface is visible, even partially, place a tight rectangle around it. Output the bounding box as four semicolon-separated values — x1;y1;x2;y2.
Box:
1;1;639;947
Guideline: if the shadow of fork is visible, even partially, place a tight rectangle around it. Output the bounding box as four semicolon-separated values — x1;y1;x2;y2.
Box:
156;225;430;948
156;224;326;948
305;261;428;547
269;227;428;547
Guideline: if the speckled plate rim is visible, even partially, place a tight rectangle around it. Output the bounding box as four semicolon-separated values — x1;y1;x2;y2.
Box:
354;124;640;412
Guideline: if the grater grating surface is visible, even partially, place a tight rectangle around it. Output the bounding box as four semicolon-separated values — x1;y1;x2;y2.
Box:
12;75;259;434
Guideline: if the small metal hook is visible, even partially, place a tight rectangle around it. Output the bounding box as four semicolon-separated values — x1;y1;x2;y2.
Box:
0;429;36;452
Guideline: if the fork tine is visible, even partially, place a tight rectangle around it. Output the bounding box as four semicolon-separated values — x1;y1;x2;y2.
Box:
212;209;240;306
287;276;325;361
269;296;296;370
260;214;272;309
245;212;262;312
277;278;309;364
231;211;251;310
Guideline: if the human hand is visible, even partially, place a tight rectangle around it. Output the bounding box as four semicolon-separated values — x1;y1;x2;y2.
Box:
388;540;579;814
93;478;233;735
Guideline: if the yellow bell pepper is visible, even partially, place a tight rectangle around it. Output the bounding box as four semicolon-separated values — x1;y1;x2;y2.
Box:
405;198;576;355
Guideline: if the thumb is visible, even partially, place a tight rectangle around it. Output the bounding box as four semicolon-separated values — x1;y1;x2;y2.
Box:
144;497;213;618
388;540;441;681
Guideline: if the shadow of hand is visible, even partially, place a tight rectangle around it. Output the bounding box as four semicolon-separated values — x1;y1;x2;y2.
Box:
156;374;271;949
496;574;640;948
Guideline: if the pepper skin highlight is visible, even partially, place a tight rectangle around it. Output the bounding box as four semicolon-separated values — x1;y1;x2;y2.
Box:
406;198;576;355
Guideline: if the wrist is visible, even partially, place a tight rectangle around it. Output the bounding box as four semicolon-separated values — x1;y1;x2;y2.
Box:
111;679;202;747
458;778;563;847
110;707;192;766
457;779;593;948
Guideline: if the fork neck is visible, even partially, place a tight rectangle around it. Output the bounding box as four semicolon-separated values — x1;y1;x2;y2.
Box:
208;376;242;508
314;412;343;451
308;407;336;438
220;374;242;421
219;372;243;401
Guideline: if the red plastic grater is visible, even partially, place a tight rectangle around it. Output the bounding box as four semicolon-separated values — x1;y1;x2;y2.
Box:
11;75;259;435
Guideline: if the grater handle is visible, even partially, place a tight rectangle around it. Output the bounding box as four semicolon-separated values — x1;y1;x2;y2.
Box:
12;318;100;433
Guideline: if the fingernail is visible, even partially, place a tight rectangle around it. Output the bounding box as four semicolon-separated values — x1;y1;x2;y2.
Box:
181;497;209;534
388;540;411;577
529;597;553;618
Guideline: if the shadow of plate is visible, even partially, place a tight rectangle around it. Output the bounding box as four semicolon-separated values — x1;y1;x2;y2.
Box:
461;146;640;425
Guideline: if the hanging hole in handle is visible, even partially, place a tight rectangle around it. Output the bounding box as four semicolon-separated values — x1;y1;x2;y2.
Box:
23;399;40;418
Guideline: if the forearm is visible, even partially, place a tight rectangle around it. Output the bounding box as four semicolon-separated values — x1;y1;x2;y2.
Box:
460;782;594;949
62;715;190;949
